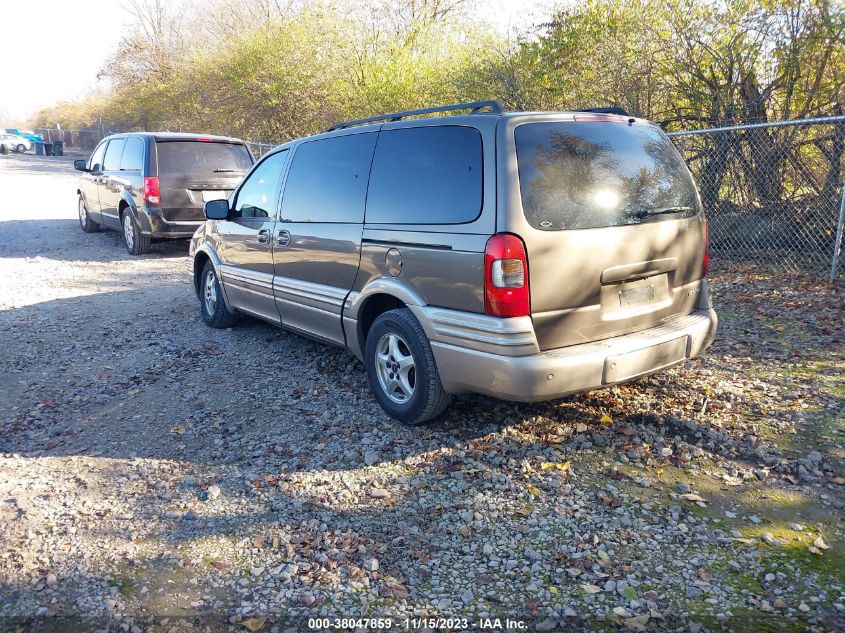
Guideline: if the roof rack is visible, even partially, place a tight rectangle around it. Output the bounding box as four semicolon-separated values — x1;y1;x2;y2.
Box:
577;107;632;117
325;100;505;132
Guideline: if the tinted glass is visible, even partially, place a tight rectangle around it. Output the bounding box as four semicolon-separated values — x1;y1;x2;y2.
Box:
515;121;699;230
157;141;253;179
366;126;483;224
280;133;377;223
120;137;144;171
102;139;126;171
88;142;107;171
232;150;288;219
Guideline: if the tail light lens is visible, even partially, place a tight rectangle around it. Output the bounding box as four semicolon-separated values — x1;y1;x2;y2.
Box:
702;216;710;277
143;176;161;206
484;233;530;317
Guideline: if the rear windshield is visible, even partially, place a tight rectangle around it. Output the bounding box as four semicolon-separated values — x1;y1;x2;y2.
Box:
156;141;253;179
515;121;699;230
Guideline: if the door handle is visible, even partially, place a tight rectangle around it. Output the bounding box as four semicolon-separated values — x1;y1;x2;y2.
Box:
277;230;291;247
257;229;270;244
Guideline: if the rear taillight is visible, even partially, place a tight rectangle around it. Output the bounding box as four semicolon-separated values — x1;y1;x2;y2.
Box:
196;137;213;142
484;233;530;317
143;176;161;206
702;216;710;277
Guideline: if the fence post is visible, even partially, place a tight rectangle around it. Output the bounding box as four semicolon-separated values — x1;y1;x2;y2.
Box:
830;182;845;282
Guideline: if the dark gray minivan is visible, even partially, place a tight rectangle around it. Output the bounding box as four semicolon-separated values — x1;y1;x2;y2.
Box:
190;101;717;424
75;133;253;254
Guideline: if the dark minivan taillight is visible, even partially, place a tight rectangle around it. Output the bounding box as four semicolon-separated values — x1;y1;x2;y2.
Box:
702;215;710;277
143;176;161;206
484;233;530;317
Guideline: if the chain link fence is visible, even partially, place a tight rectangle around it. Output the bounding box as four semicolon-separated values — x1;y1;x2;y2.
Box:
667;116;845;281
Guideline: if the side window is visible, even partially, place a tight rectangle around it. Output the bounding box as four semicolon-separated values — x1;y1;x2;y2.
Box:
88;142;108;172
103;138;126;171
120;137;144;171
232;150;289;219
280;133;377;223
365;126;483;224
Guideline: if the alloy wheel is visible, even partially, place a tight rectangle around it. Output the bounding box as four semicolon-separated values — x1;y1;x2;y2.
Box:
204;270;218;315
123;214;134;250
374;332;416;404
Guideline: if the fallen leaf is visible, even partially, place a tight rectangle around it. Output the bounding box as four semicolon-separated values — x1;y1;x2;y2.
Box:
242;617;266;632
600;414;613;424
525;598;541;614
612;606;628;616
526;485;541;497
581;583;602;594
170;425;185;435
622;585;638;601
680;493;707;503
541;461;571;472
625;614;650;631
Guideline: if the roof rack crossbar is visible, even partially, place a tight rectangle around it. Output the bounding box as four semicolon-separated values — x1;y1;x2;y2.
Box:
324;100;505;132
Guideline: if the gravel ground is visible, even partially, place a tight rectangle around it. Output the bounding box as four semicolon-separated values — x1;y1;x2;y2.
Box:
0;152;843;632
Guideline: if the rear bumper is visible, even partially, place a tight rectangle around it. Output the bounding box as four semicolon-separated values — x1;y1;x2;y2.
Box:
427;308;717;402
136;207;204;238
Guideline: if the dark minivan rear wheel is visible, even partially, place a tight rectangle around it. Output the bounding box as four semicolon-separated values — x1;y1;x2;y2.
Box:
365;308;450;424
122;211;151;255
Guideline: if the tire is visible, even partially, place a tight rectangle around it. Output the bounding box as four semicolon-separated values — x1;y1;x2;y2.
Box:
364;308;450;424
16;144;26;153
122;210;151;255
200;261;237;328
0;145;8;155
78;195;100;233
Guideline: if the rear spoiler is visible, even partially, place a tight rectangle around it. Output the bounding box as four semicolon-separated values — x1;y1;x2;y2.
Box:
576;107;632;117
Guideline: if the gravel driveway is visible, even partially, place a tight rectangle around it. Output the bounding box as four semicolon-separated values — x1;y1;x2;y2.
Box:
1;152;843;632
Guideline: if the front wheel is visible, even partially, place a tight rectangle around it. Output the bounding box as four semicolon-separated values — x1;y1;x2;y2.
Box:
122;211;150;255
16;144;26;153
200;261;237;328
78;195;100;233
365;308;450;424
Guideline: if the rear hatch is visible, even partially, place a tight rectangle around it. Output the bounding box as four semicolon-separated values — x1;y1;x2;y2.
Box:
510;115;707;350
155;140;253;221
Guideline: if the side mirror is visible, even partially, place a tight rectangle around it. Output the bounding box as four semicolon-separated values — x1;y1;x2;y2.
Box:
204;199;230;220
74;159;88;172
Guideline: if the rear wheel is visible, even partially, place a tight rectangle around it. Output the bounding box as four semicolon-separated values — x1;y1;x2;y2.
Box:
78;195;99;233
122;210;150;255
365;308;450;424
200;261;237;328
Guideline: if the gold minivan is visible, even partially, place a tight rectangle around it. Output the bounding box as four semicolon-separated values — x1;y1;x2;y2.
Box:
190;101;717;424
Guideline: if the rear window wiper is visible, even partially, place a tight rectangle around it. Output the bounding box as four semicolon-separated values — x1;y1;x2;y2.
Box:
635;205;694;219
213;168;245;173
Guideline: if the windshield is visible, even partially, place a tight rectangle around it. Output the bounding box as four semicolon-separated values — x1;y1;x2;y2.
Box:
156;141;253;179
515;121;699;230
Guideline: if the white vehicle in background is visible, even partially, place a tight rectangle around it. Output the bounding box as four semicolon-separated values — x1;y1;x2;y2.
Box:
0;133;31;153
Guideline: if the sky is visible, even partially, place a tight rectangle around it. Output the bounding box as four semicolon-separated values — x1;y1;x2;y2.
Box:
0;0;556;125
